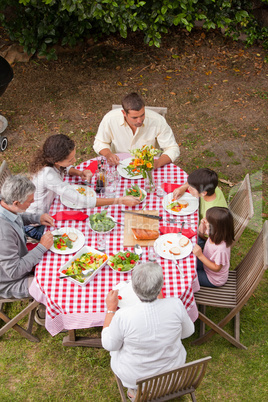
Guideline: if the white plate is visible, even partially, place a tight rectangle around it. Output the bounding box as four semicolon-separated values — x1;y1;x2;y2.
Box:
88;214;116;233
162;192;198;216
114;280;141;308
124;187;147;203
50;227;85;255
117;157;143;180
60;184;95;209
154;233;193;260
58;246;108;287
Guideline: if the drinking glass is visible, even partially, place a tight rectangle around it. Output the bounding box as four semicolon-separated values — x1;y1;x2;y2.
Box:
148;246;157;262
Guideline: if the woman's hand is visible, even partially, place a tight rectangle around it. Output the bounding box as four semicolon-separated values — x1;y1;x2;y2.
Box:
120;196;140;207
106;289;119;311
193;244;203;258
81;169;93;182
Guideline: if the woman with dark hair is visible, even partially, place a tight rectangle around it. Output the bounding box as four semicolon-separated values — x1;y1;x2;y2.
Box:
193;206;234;288
26;134;139;239
101;262;194;401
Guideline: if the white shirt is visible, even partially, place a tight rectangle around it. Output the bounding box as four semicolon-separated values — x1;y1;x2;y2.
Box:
27;166;97;215
93;108;180;162
101;298;194;388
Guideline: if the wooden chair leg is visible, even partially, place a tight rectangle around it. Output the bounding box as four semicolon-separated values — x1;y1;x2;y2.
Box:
191;391;197;402
114;375;127;402
0;300;40;342
234;312;240;341
199;305;206;336
193;312;247;350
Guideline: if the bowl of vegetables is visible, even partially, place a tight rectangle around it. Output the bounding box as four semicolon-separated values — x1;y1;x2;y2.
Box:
59;246;108;286
125;184;147;202
107;250;140;273
89;210;116;233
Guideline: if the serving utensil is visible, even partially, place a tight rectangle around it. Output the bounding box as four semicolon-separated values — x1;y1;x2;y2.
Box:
133;244;143;257
122;211;162;220
59;268;94;280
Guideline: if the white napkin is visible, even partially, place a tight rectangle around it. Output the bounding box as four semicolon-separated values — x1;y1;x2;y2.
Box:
114;280;141;309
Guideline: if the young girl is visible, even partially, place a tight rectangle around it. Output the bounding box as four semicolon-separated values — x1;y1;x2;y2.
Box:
193;207;234;288
25;134;139;239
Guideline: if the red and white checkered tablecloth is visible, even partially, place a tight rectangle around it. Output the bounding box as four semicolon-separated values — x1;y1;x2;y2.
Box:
30;157;199;336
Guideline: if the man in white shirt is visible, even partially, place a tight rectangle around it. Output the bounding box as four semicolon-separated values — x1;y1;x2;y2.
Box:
93;92;180;168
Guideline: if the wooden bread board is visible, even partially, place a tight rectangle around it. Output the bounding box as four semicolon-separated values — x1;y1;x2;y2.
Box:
123;210;160;247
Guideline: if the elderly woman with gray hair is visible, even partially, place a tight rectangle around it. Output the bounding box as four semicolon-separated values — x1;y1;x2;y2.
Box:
0;175;53;299
101;262;194;401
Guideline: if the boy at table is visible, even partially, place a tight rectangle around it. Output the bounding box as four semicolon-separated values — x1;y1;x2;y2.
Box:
93;92;180;168
173;168;228;248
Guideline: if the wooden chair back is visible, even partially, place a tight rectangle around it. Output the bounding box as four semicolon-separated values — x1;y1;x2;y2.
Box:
228;174;254;244
0;160;11;191
115;356;211;402
112;104;167;118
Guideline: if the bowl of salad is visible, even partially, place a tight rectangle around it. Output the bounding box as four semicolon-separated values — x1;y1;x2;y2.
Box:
89;210;116;233
107;250;140;273
59;246;108;286
124;184;147;202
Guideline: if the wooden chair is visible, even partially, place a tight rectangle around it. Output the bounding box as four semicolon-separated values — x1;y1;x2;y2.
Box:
0;159;11;190
0;298;40;342
228;174;254;245
193;220;268;350
115;356;211;402
112;104;167;118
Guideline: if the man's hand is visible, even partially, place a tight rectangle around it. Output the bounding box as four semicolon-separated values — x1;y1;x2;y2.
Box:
100;149;120;166
81;170;93;182
40;213;54;227
153;154;172;169
106;289;119;311
40;231;54;250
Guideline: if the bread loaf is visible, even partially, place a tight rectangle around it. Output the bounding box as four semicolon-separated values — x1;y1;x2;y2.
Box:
131;228;159;240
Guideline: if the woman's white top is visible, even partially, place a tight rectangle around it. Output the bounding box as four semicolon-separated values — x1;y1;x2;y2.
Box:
101;298;194;388
27;166;97;215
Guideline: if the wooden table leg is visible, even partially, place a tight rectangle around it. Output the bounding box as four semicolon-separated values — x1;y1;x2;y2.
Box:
62;329;102;348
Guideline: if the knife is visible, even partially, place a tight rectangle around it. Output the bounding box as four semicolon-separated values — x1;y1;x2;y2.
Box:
122;211;162;220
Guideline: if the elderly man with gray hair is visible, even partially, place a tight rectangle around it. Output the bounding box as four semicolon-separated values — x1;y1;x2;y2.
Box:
101;262;194;401
0;175;53;299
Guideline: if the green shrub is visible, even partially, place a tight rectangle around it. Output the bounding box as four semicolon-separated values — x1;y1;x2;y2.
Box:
0;0;267;59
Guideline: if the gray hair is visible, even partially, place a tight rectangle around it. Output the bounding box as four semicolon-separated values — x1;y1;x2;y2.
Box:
132;262;163;302
1;175;36;205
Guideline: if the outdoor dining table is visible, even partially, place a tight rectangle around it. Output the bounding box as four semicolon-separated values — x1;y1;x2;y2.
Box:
29;154;200;347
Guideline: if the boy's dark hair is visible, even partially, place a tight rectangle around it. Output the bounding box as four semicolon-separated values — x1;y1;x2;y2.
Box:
187;168;218;196
206;207;234;247
122;92;145;114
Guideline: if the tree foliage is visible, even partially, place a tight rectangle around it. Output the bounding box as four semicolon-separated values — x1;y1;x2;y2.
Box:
0;0;267;59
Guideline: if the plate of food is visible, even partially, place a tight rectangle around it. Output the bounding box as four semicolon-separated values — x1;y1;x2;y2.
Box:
60;184;95;209
107;250;140;273
117;158;143;180
124;184;147;202
154;233;193;260
59;246;108;286
50;227;85;255
89;210;116;233
114;280;141;308
162;192;198;216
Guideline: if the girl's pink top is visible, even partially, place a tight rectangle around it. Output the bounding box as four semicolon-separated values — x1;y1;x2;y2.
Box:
203;239;230;286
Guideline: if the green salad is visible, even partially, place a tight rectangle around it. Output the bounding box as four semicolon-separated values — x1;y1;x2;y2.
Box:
53;234;73;250
61;252;108;283
89;210;115;232
125;184;145;201
108;250;140;272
